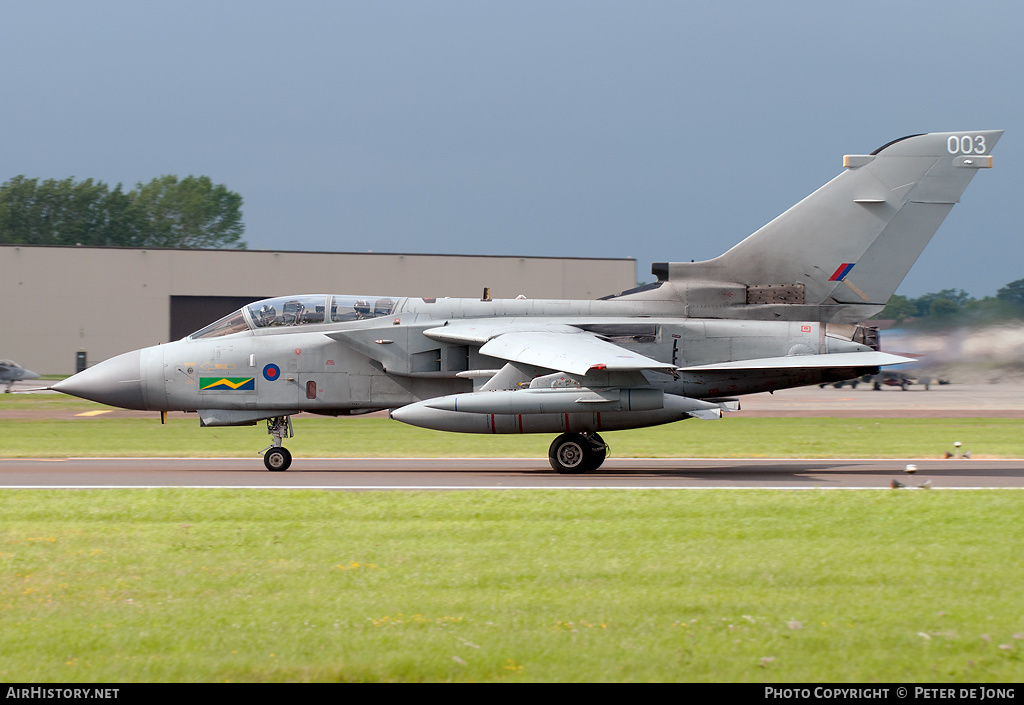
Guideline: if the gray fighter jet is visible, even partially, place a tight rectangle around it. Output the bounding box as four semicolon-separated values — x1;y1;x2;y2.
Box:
1;360;41;393
52;131;1001;472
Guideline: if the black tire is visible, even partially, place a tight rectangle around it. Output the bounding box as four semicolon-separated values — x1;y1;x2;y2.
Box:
548;433;607;473
264;447;292;472
549;434;591;474
588;436;608;471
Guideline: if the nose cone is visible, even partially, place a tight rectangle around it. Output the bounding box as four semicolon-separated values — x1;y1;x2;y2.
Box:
22;369;40;381
53;350;146;409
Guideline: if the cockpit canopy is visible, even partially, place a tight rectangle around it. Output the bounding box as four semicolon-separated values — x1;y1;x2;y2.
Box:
189;295;399;340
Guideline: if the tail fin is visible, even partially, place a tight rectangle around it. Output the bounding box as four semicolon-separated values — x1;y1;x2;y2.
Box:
650;131;1001;322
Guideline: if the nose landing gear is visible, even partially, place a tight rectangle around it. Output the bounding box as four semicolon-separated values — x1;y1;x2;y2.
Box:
262;416;294;471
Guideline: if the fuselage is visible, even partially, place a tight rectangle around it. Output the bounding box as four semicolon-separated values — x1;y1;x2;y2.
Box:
53;293;877;427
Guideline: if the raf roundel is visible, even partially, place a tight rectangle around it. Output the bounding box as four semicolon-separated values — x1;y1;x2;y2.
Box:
263;364;281;381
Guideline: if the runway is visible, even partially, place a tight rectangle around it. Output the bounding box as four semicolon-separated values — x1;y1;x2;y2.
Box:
2;457;1022;489
5;380;1024;489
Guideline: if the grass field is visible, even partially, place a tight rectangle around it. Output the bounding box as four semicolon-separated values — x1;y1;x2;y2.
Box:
3;395;1024;682
3;489;1024;683
2;415;1023;460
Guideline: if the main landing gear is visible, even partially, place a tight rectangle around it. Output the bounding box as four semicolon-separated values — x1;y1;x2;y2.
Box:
262;415;294;471
548;432;607;474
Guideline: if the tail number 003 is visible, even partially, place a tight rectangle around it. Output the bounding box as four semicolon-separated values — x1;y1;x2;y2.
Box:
947;135;987;154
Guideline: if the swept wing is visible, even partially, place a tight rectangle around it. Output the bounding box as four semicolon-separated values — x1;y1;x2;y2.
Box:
424;322;673;375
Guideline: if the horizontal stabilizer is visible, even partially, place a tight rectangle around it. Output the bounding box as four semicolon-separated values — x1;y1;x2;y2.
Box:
677;351;914;372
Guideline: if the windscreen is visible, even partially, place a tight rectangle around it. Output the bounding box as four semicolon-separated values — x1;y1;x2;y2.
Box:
189;310;250;339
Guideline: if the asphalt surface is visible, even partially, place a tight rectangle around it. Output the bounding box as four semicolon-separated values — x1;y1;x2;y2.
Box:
4;380;1023;489
0;456;1018;489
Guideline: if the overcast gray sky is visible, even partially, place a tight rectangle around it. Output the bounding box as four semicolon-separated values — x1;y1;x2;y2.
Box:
2;1;1019;297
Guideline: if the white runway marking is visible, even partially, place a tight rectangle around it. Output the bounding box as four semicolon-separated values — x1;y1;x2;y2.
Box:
1;485;1016;491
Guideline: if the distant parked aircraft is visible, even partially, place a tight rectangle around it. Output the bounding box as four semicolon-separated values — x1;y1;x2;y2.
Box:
1;360;40;393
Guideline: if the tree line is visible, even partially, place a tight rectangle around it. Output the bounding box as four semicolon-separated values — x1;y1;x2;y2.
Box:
877;281;1024;325
0;175;246;249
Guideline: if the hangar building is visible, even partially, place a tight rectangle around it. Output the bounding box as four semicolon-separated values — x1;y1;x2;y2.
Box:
1;245;636;375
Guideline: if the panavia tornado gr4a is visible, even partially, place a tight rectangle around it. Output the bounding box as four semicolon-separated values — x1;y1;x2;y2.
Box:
53;131;1001;472
1;360;40;393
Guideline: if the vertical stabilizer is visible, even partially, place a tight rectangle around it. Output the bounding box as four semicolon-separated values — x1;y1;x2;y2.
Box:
649;131;1001;321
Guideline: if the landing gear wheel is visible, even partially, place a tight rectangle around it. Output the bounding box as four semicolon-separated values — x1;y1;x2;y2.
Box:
263;415;295;471
264;446;292;472
548;432;608;474
549;434;588;473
